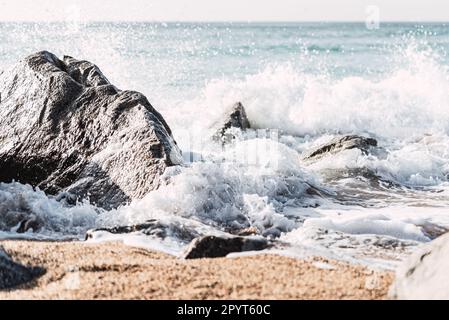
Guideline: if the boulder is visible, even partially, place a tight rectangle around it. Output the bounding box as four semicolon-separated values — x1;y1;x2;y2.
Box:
212;102;251;143
183;235;269;259
302;135;378;161
0;51;182;209
0;247;44;289
390;232;449;299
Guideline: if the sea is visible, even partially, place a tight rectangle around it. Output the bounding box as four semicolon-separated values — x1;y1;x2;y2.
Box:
1;22;449;269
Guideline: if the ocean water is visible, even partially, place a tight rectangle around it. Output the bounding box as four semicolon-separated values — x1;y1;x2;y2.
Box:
2;22;449;268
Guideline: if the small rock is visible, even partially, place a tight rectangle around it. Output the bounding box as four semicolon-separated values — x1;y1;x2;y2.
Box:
183;235;269;259
418;223;448;240
86;220;159;238
16;215;43;233
86;220;199;243
302;135;378;161
212;102;251;143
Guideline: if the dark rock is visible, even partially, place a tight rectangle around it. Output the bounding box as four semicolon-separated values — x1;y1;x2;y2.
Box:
183;235;269;259
85;220;160;237
390;232;449;299
302;135;378;161
86;219;200;243
0;51;182;209
212;102;251;143
16;215;43;233
0;247;44;289
418;223;449;240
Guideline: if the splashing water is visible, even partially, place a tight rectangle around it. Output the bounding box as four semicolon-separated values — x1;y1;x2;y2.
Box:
2;22;449;268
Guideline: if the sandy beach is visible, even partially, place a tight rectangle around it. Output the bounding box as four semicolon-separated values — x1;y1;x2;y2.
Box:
0;240;393;300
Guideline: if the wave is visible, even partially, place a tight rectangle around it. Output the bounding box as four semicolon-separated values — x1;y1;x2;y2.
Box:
100;139;322;238
167;42;449;140
0;182;98;236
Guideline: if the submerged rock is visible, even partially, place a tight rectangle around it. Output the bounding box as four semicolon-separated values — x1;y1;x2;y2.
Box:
302;135;378;161
390;232;449;299
183;235;269;259
0;247;44;289
212;102;251;143
0;51;182;209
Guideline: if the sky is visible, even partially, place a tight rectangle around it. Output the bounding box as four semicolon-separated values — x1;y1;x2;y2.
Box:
0;0;449;22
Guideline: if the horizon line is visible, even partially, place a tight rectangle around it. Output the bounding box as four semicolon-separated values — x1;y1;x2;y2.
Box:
1;19;449;24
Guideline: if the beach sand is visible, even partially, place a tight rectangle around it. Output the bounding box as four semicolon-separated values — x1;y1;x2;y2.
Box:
0;240;393;300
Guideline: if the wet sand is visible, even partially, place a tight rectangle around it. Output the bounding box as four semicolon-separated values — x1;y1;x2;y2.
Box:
0;240;393;300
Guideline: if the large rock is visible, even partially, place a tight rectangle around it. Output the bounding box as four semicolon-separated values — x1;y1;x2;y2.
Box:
302;135;378;161
183;235;269;259
212;102;251;143
0;51;182;209
0;247;44;289
390;232;449;299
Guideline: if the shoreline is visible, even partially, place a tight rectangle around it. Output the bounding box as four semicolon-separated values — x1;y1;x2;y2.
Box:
0;240;393;300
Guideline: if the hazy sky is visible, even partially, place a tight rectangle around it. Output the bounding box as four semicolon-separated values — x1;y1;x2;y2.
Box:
0;0;448;22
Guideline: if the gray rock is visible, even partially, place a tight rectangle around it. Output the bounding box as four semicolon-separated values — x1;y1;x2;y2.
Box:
212;102;251;143
86;219;200;243
418;223;448;240
390;232;449;299
0;51;182;209
16;215;43;233
0;247;44;289
302;135;378;161
183;235;269;259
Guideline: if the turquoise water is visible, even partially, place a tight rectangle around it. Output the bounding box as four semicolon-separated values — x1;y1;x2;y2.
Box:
1;22;449;94
2;22;449;133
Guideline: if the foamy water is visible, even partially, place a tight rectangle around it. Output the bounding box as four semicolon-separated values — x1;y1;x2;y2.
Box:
1;22;449;269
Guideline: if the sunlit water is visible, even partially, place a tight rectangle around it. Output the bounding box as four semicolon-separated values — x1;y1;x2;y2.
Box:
2;22;449;269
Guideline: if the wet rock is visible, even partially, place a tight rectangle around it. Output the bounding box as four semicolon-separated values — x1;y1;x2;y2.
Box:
0;247;44;289
302;135;378;161
0;51;182;209
86;220;200;243
183;235;269;259
16;215;43;233
390;232;449;299
418;223;448;240
212;102;251;143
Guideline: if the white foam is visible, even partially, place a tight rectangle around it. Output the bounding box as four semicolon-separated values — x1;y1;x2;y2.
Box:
303;213;428;242
100;138;317;237
167;42;449;141
0;182;98;236
86;231;182;256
